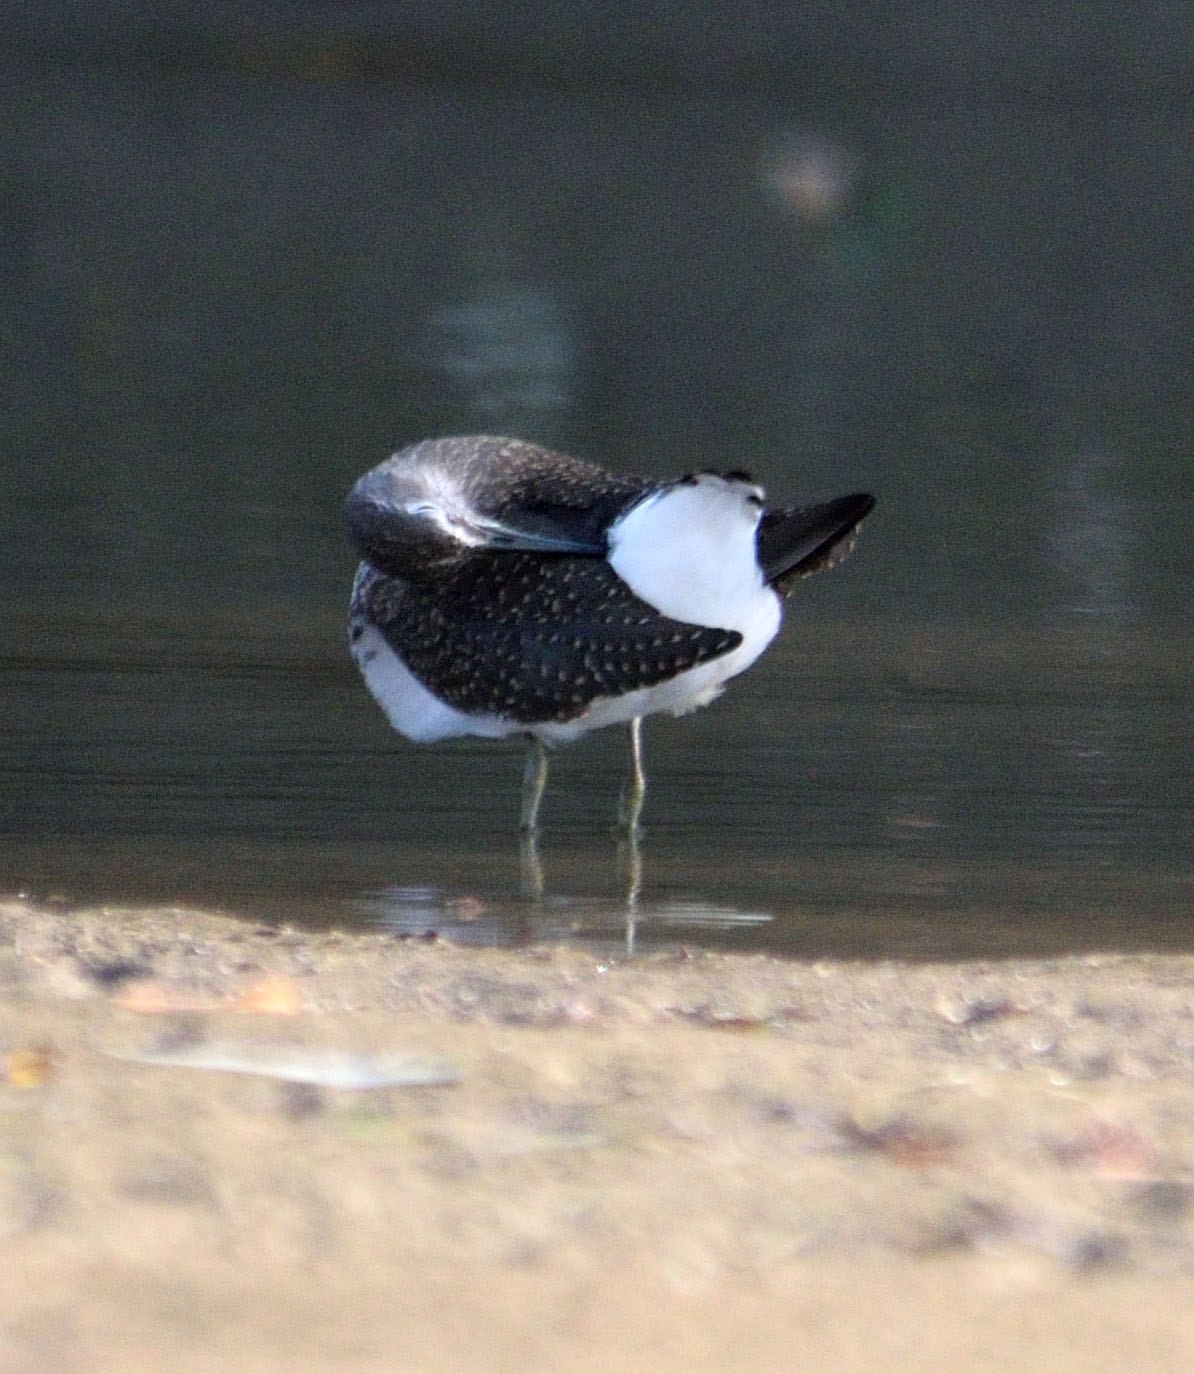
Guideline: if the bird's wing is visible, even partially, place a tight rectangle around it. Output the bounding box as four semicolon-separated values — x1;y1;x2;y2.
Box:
756;493;875;594
360;556;742;725
459;436;654;552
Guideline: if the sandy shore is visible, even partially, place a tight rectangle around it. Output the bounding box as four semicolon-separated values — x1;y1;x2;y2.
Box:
3;898;1194;1372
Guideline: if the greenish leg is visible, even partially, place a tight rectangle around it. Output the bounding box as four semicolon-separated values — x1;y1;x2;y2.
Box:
519;825;545;903
620;809;643;956
520;735;549;833
616;716;646;834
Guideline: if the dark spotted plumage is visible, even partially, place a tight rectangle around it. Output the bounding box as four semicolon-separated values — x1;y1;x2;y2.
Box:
447;436;649;538
345;433;875;832
353;557;742;724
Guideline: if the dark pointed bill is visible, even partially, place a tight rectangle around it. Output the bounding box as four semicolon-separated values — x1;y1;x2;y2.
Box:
462;510;607;555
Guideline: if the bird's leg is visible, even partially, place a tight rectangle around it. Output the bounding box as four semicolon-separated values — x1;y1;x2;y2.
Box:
520;734;549;833
616;716;646;834
519;825;545;904
615;718;646;952
620;808;643;956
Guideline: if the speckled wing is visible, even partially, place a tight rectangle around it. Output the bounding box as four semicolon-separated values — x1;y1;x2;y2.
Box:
357;557;743;725
452;436;654;550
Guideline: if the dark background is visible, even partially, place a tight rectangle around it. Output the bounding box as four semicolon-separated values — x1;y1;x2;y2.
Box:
2;4;1191;952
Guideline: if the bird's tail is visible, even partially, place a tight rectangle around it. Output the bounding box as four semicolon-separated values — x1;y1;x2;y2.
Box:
756;493;875;595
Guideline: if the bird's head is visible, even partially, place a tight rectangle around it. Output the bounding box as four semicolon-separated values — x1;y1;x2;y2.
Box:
345;455;486;579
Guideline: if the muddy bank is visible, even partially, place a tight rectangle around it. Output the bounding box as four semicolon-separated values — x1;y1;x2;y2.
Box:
2;899;1194;1372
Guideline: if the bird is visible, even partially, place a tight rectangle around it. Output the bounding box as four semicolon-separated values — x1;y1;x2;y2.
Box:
346;435;874;833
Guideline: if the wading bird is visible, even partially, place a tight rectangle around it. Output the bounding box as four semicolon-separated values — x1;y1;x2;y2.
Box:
347;435;873;832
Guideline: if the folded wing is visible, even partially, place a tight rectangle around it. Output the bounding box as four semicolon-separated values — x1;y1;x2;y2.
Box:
358;555;743;724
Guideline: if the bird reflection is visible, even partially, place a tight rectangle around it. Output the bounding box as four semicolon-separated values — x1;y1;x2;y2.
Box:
519;815;643;952
355;833;770;956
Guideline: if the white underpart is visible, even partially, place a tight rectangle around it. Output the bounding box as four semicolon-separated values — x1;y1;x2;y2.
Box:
352;622;515;743
352;473;784;746
605;472;782;700
353;618;785;747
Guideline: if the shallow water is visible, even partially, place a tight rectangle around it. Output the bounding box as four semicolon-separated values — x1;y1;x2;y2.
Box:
3;49;1192;956
5;606;1190;958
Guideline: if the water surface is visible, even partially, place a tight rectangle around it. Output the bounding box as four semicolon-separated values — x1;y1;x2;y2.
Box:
3;51;1192;956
